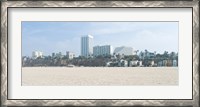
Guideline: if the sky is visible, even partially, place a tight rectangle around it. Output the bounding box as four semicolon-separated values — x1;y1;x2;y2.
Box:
22;22;178;57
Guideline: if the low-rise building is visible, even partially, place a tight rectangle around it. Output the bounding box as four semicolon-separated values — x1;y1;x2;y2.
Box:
173;60;178;66
139;61;143;66
118;59;128;67
150;61;154;66
129;60;138;67
66;51;75;59
139;50;155;59
158;61;163;66
158;60;175;67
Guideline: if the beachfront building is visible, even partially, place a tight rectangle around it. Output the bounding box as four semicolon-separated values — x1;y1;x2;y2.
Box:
32;51;43;59
158;61;163;67
81;35;93;58
93;45;113;57
128;60;143;67
129;60;138;67
139;50;155;59
118;59;128;67
66;51;75;59
158;60;177;67
173;60;178;66
113;46;136;56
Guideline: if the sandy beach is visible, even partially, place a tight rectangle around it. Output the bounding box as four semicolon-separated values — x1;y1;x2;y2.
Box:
22;67;178;86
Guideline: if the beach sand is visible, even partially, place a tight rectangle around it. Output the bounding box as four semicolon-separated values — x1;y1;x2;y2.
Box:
22;67;178;86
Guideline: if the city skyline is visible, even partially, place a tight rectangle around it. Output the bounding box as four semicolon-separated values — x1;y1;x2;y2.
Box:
22;22;178;57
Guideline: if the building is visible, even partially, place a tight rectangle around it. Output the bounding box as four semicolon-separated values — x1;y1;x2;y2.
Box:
139;50;155;59
52;52;63;58
158;61;163;67
129;60;143;67
162;60;172;66
129;60;138;67
173;60;178;66
66;51;75;59
93;45;113;57
150;60;155;66
81;35;93;58
32;51;43;59
113;46;136;56
56;52;63;58
52;53;55;58
139;61;143;66
118;59;128;67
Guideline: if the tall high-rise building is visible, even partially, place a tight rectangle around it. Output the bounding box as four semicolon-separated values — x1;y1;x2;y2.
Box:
93;45;113;57
81;35;93;57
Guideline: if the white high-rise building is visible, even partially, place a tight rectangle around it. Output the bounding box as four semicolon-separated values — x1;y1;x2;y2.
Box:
81;35;93;57
93;45;113;57
32;51;43;59
114;46;136;56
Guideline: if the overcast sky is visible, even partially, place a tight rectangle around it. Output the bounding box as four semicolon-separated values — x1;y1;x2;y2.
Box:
22;22;178;57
